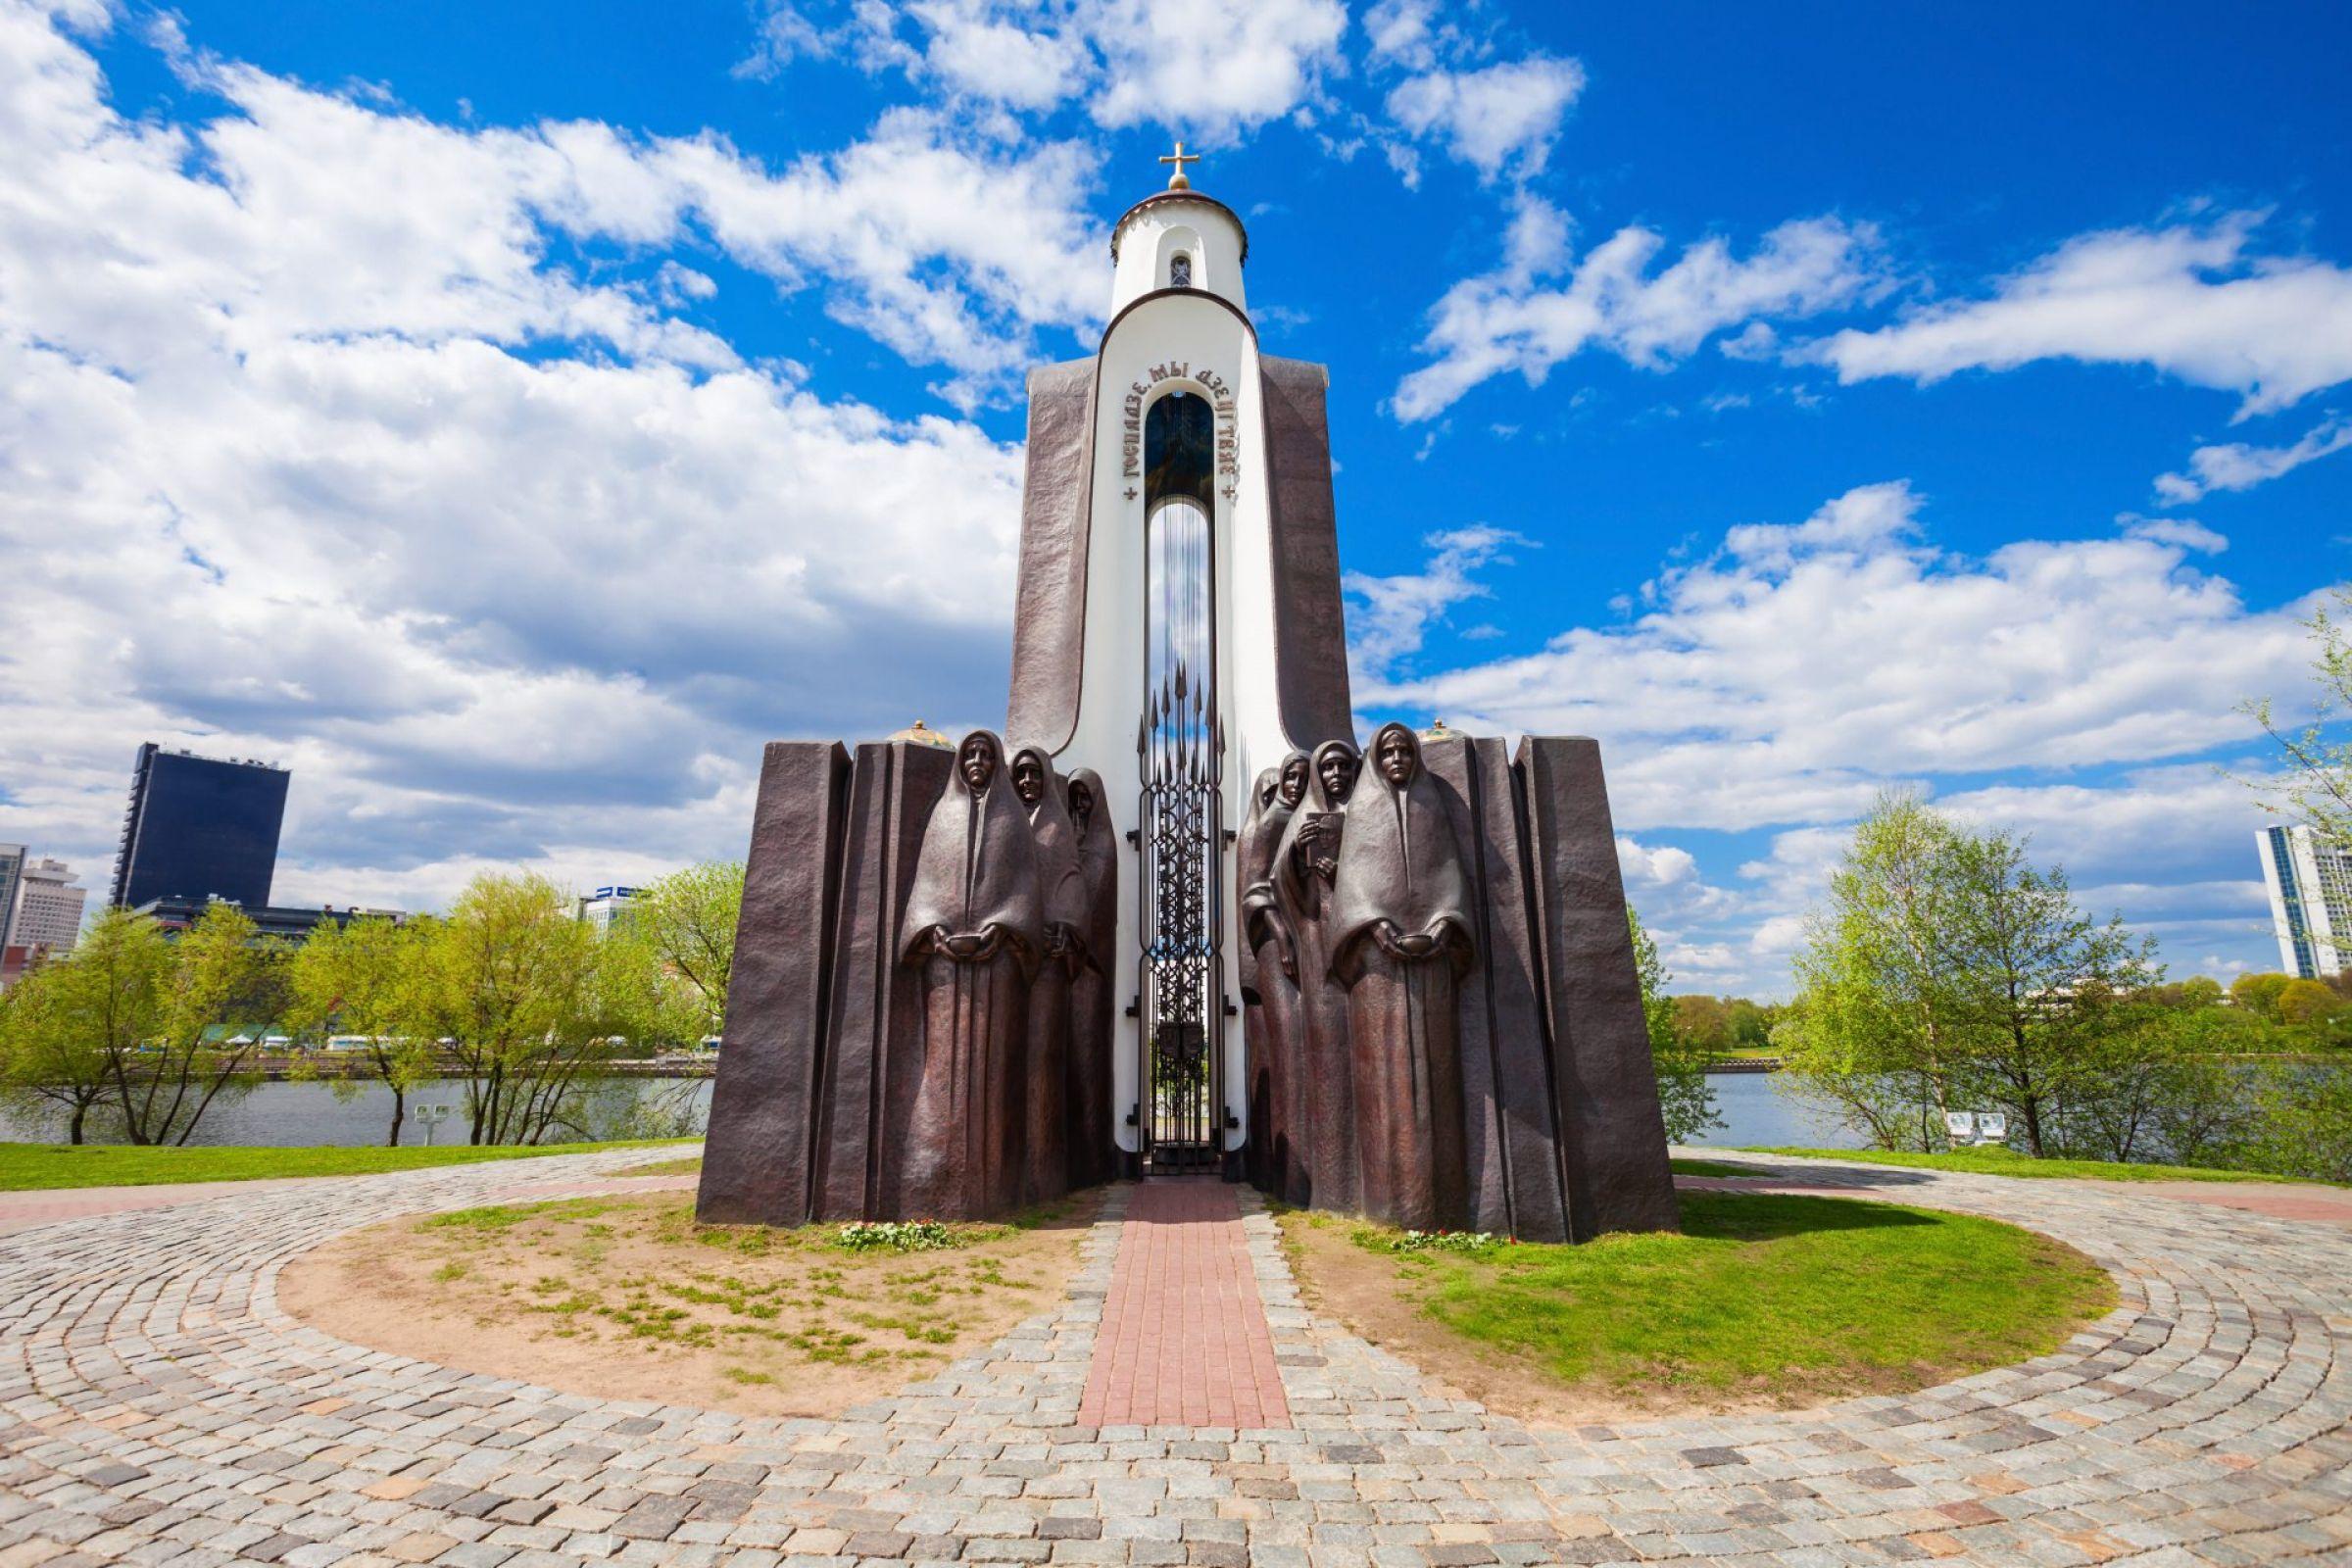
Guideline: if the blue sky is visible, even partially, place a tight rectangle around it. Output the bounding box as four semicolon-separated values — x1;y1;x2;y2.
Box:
2;0;2348;994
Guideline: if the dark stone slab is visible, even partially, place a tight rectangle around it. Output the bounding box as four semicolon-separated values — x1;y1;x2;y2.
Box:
1514;736;1680;1240
810;740;954;1220
1004;358;1097;753
696;741;851;1226
1420;734;1571;1244
1259;355;1353;750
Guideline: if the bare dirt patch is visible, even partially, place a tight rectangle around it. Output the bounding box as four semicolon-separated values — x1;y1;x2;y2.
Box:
279;1190;1100;1418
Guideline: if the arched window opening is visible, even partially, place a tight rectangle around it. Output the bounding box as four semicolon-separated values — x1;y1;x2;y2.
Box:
1139;388;1220;1168
1169;252;1193;289
1144;390;1213;772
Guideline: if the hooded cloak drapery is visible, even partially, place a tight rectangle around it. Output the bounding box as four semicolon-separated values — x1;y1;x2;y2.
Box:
1239;751;1309;1200
1329;721;1473;1230
1328;724;1473;981
898;729;1044;1219
1064;766;1119;1187
1270;738;1362;1212
1014;745;1082;1203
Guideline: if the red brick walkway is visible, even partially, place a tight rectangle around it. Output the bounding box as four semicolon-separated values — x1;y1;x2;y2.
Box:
1077;1180;1290;1430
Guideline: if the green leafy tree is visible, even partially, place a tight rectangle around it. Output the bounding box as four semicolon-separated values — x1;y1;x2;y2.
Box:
1938;830;2158;1158
2248;1063;2352;1184
286;915;438;1146
2229;972;2293;1020
2276;977;2344;1031
2244;586;2352;844
0;958;118;1143
1778;792;1968;1151
412;873;622;1144
2151;976;2225;1010
1629;906;1722;1143
614;861;744;1047
1670;994;1733;1055
2143;1011;2268;1168
1725;997;1778;1052
114;904;278;1146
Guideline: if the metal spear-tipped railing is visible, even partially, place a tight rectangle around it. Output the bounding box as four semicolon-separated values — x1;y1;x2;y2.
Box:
1136;654;1225;1169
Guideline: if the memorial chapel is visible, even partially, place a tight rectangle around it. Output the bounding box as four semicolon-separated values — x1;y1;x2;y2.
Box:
699;149;1679;1243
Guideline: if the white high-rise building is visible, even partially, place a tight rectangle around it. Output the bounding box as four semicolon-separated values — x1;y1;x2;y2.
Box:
2259;823;2352;979
0;844;24;956
11;858;88;953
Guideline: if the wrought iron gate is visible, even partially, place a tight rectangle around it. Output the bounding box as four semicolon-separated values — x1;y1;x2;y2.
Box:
1134;392;1225;1176
1137;660;1224;1171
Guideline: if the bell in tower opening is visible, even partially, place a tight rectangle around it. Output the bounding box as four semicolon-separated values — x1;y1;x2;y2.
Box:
697;147;1679;1244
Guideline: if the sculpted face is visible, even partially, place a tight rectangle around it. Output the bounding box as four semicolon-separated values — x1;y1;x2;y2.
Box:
959;734;998;793
1376;727;1416;788
1317;748;1358;805
1011;753;1047;806
1279;757;1309;808
1068;779;1094;829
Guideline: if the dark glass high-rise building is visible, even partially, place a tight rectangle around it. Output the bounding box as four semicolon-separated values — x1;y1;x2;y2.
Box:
109;745;290;910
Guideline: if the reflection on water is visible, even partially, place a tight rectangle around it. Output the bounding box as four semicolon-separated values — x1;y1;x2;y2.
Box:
1685;1070;1860;1150
0;1077;716;1148
0;1070;1842;1152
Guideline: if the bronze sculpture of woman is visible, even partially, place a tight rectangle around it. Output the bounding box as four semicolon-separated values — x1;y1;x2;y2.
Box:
1328;721;1474;1231
1063;767;1118;1187
897;729;1044;1218
1011;744;1083;1203
1271;738;1362;1212
1239;750;1310;1200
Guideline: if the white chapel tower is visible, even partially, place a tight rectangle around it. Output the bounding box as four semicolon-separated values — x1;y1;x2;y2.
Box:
1006;143;1355;1170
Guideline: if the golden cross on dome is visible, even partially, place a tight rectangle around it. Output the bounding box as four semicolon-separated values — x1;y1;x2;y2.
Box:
1158;138;1200;189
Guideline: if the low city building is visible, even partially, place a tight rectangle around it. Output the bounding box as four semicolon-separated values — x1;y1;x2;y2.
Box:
575;884;642;935
133;897;408;943
11;857;87;953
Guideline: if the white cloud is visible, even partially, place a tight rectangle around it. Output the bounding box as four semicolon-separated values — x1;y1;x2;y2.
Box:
734;1;834;80
1393;195;1886;421
1343;524;1533;681
2121;514;2228;553
1386;55;1584;181
1807;214;2352;417
1363;483;2319;836
794;0;1348;142
0;1;1048;916
2154;414;2352;505
1722;480;1921;569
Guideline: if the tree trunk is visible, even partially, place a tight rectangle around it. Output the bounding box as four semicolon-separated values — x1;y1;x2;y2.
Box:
69;1102;86;1145
387;1086;407;1148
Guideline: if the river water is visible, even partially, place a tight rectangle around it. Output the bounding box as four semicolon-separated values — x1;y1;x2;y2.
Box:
1;1070;1851;1151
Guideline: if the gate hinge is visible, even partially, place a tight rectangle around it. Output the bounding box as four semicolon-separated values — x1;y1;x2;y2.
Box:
1124;1105;1139;1127
1125;995;1141;1018
1223;994;1238;1017
1223;829;1237;847
1125;828;1140;849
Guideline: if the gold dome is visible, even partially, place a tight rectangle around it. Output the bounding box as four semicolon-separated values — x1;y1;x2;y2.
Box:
888;720;956;749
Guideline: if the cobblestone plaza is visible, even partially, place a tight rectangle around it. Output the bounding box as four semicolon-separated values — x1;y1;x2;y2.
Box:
3;1151;2347;1567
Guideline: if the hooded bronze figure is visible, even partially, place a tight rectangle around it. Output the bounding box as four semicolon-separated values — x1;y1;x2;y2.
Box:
1238;750;1311;1200
898;729;1044;1217
1329;721;1474;1230
1064;766;1119;1187
1271;737;1362;1211
1011;743;1084;1203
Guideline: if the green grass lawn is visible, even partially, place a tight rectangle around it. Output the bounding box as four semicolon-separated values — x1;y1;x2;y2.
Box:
1311;1190;2113;1407
1668;1157;1754;1179
0;1138;701;1192
1739;1146;2308;1184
